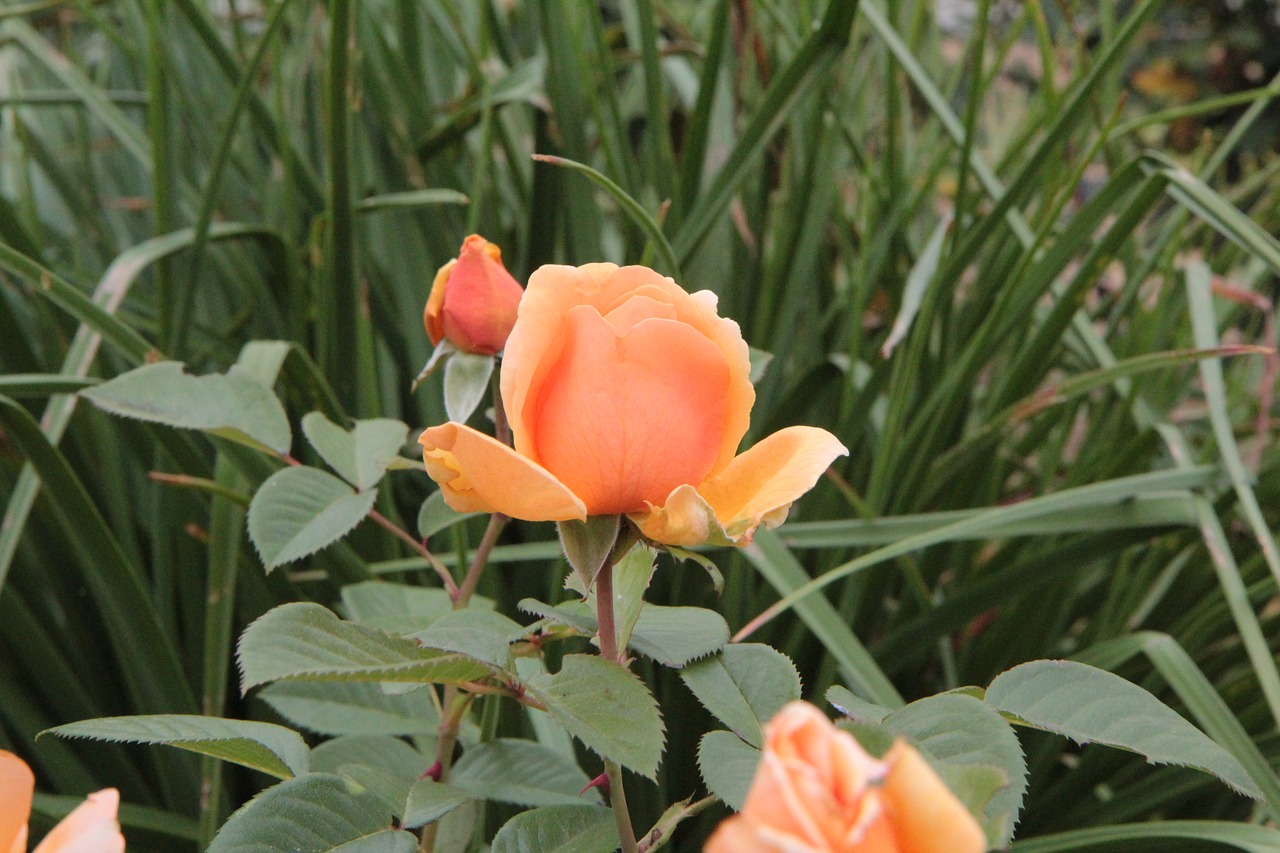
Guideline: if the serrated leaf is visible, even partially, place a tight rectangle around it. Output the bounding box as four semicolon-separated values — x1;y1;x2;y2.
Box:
698;731;761;811
986;660;1262;799
340;581;459;634
518;599;727;668
207;773;418;853
238;602;492;691
416;490;484;541
409;609;523;671
80;361;292;454
826;685;891;723
443;352;495;423
628;606;729;668
524;655;664;779
259;682;440;736
884;693;1027;847
312;735;432;822
679;644;801;748
451;739;600;807
402;781;479;829
302;413;410;491
490;804;617;853
47;715;309;780
248;467;377;569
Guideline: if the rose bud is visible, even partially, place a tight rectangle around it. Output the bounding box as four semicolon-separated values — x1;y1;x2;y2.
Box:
424;234;524;355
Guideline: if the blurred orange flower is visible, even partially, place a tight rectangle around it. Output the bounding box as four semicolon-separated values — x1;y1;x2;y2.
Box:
706;702;985;853
420;263;846;546
1;751;125;853
424;234;524;355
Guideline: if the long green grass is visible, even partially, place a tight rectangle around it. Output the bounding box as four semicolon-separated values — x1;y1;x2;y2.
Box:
2;0;1279;849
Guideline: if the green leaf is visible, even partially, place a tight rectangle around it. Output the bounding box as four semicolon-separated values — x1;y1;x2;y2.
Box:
884;693;1027;847
697;731;761;811
519;599;727;668
443;352;495;424
451;738;600;807
986;660;1262;799
238;602;492;691
1010;821;1280;853
248;467;378;569
628;606;729;668
825;685;891;723
416;490;484;541
557;516;621;589
301;413;410;491
47;715;309;780
401;781;478;829
80;361;291;454
258;682;440;736
667;547;724;593
207;773;418;853
311;735;431;822
340;580;466;634
524;655;665;779
409;609;523;671
490;804;617;853
611;543;657;652
747;347;773;385
679;644;801;748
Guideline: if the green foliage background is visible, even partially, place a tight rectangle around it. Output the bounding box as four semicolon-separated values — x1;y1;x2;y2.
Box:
2;0;1280;849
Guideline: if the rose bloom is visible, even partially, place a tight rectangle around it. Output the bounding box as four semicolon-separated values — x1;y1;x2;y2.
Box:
1;751;125;853
420;263;847;546
424;234;524;355
706;703;986;853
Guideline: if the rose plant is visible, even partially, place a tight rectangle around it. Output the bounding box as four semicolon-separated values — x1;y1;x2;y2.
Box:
36;252;1269;853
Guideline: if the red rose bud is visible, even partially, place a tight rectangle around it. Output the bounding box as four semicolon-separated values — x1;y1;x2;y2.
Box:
424;235;524;355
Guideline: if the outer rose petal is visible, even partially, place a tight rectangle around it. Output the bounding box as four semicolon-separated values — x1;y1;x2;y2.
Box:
420;423;586;521
32;789;125;853
423;258;454;346
881;742;986;853
0;751;34;853
633;426;848;546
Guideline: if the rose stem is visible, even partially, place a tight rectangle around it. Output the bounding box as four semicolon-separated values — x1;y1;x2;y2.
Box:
595;560;640;853
422;371;512;852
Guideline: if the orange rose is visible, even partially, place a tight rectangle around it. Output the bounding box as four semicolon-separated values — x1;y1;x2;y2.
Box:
419;263;847;546
1;751;125;853
424;235;524;355
706;702;986;853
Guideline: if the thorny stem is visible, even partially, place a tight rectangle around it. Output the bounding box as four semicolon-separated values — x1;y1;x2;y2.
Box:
422;369;512;852
596;558;640;853
454;511;507;607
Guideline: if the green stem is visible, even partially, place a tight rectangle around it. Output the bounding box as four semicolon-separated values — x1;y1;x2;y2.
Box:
595;560;639;853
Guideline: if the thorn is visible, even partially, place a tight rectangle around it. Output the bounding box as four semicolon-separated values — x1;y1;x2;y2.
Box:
420;760;442;782
580;772;610;799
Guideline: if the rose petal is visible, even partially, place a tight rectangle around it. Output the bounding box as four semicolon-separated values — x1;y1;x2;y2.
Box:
881;742;986;853
423;258;454;346
32;789;124;853
502;264;752;476
0;751;33;853
531;306;730;514
633;427;847;546
420;423;586;521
